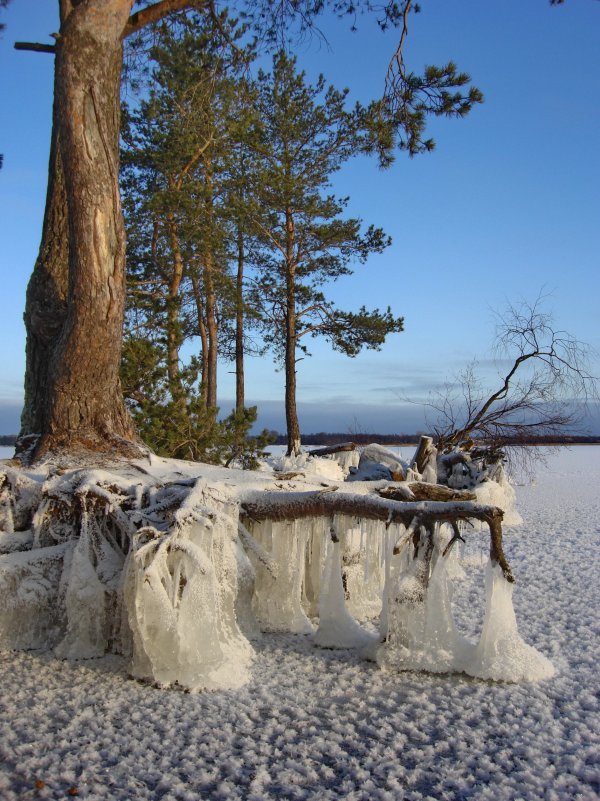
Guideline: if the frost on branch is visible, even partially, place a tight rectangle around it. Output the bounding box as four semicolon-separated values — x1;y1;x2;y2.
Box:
0;455;553;689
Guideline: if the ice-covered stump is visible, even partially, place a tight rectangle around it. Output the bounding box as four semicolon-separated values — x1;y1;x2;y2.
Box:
0;465;256;691
1;459;554;690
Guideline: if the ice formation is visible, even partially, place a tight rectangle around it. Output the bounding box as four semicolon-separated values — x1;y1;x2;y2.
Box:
466;561;555;682
0;447;554;691
313;531;377;649
376;530;555;682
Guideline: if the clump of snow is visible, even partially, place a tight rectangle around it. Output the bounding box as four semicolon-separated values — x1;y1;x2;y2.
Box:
0;528;34;553
268;450;346;481
348;443;408;482
474;469;523;527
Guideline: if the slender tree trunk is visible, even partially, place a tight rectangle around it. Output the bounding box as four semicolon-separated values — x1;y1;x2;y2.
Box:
235;226;245;412
190;273;209;407
204;261;218;410
284;207;301;456
32;1;139;459
203;164;218;409
165;211;185;403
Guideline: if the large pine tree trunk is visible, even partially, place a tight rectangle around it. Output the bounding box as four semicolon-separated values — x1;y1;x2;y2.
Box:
19;87;69;446
30;1;139;459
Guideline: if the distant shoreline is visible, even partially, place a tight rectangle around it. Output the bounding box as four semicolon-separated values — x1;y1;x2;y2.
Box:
2;434;599;450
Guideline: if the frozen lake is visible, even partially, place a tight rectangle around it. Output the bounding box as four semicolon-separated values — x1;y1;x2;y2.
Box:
0;446;599;800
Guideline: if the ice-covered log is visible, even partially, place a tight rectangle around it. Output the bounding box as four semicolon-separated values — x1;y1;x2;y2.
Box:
378;483;476;503
240;489;513;582
308;442;357;457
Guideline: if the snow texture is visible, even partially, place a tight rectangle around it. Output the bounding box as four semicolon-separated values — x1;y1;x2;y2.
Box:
0;447;598;799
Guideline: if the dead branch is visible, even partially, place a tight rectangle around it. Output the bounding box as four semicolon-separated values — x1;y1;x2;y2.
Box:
240;489;511;581
14;42;56;54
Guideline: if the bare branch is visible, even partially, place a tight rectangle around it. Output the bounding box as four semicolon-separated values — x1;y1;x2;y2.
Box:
431;296;599;454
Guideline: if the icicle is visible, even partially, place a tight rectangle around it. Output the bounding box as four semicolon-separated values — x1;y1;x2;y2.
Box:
314;523;376;649
250;519;314;634
464;561;555;682
55;502;111;659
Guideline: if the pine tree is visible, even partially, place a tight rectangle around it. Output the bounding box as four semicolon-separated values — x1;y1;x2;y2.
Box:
120;14;270;462
250;52;404;455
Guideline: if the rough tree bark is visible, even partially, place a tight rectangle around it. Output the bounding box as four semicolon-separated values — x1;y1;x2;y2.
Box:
18;0;201;463
20;86;69;445
39;2;138;457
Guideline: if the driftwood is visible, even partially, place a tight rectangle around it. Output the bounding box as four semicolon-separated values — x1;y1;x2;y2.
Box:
308;442;357;457
240;489;513;582
378;483;477;503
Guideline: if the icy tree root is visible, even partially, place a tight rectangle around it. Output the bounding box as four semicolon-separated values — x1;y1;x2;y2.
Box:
0;459;548;690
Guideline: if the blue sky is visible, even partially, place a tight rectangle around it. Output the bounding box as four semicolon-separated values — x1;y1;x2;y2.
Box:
1;0;599;435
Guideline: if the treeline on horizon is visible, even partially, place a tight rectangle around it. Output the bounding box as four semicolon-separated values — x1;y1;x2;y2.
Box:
2;433;599;449
246;432;600;447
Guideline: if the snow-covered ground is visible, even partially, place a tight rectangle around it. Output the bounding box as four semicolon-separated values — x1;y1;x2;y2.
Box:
1;446;599;801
